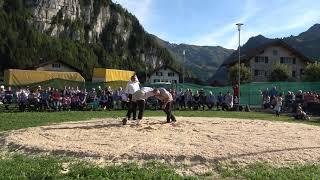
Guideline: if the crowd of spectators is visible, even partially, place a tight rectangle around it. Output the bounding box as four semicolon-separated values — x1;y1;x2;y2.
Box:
261;86;320;119
0;85;128;112
0;84;244;112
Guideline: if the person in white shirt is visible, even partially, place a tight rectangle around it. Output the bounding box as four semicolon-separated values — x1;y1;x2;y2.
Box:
122;87;154;125
125;75;140;120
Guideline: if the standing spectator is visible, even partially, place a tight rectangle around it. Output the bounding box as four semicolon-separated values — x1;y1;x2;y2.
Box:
233;85;239;98
106;86;114;110
274;94;283;117
206;91;215;110
125;75;140;120
153;88;176;123
270;86;278;102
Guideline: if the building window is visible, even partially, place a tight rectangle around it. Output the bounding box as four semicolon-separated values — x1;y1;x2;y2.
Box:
254;69;265;76
154;79;160;83
300;69;305;75
280;57;296;64
273;50;278;56
255;56;268;63
52;63;61;68
168;72;175;77
292;71;296;77
156;72;163;76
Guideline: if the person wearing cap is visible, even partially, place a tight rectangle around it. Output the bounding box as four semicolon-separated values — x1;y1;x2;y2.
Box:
122;87;154;125
153;88;176;123
125;75;140;120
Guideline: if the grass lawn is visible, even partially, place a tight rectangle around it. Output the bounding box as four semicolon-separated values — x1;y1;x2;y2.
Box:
1;110;320;179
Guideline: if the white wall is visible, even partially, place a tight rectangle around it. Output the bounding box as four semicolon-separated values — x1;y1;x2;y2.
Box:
249;45;308;82
36;62;76;72
148;67;179;84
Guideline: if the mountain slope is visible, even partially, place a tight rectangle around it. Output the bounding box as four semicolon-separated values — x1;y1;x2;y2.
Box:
155;36;234;82
210;24;320;85
0;0;179;80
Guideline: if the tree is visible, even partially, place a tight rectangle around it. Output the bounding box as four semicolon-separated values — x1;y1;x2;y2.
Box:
229;63;251;84
304;62;320;81
269;63;290;82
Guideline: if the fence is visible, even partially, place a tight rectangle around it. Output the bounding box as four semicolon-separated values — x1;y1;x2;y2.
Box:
3;79;320;106
176;82;320;106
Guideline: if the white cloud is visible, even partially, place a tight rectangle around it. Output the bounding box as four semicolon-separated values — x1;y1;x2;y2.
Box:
193;0;260;48
112;0;153;27
192;0;320;49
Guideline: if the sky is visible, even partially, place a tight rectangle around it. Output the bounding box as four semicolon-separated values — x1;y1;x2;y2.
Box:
112;0;320;49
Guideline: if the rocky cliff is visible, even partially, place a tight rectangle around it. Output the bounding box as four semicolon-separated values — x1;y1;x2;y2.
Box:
0;0;178;79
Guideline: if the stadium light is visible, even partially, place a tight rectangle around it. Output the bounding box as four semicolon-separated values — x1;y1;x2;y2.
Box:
183;50;185;84
236;23;243;106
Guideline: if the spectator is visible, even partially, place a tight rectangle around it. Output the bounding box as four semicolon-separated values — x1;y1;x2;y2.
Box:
206;91;215;110
217;92;224;110
185;89;193;110
193;91;200;110
233;85;239;98
199;89;206;110
222;92;233;111
4;86;13;110
274;94;283;117
177;88;185;110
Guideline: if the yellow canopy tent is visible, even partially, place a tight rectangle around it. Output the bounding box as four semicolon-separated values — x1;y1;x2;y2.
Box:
4;69;85;86
92;68;135;82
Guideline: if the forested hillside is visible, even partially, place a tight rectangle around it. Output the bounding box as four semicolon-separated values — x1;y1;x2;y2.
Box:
0;0;179;80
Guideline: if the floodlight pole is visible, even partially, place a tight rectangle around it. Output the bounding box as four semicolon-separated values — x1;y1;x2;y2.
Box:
236;23;243;105
183;50;185;84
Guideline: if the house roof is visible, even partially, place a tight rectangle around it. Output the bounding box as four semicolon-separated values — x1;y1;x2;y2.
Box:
35;60;82;72
226;40;313;67
148;65;181;76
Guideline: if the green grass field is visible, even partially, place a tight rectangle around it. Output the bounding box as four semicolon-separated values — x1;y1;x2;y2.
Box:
1;110;320;179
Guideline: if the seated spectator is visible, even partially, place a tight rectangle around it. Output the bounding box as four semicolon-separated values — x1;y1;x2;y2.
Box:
177;89;185;110
52;89;61;111
185;89;193;110
40;89;51;111
294;104;310;120
193;91;200;110
120;91;128;110
222;92;233;111
17;89;28;112
263;96;271;109
206;91;215;110
199;89;206;110
4;86;13;110
217;92;224;110
61;95;71;110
